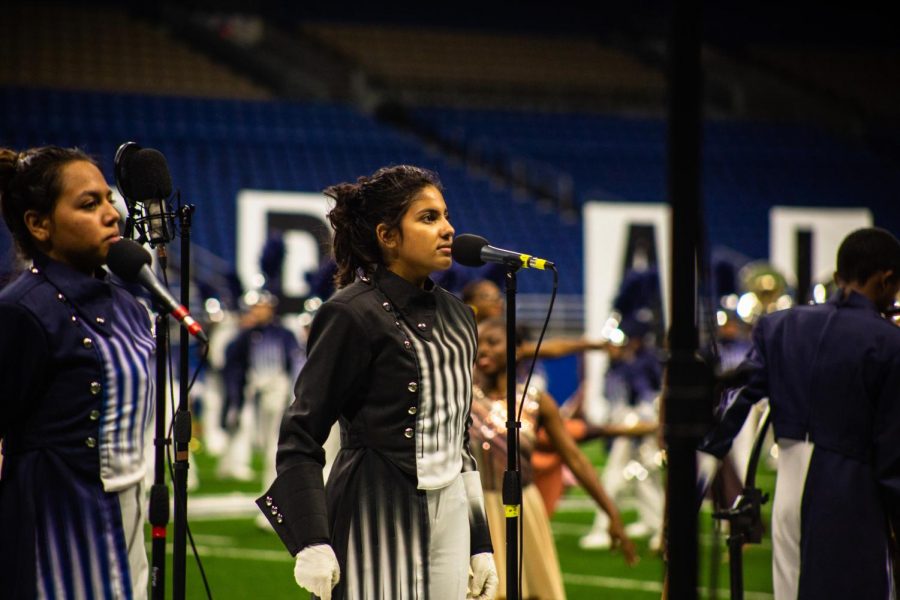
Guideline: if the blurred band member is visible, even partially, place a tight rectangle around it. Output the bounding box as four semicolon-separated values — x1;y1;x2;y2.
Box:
700;228;900;599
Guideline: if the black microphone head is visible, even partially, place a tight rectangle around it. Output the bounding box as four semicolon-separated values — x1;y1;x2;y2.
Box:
107;239;152;282
451;234;489;267
128;148;173;201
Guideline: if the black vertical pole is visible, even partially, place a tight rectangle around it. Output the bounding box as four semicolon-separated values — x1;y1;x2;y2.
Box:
796;229;813;304
502;269;522;600
172;205;195;600
149;313;169;600
665;1;711;598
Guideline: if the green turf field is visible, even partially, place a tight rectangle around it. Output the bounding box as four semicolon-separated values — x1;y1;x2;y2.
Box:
156;439;775;599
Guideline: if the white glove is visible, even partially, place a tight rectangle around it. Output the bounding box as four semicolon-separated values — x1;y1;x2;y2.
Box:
467;552;498;600
293;544;340;600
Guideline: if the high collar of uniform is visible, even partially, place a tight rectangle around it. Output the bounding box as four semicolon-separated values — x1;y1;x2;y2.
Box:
31;252;115;335
373;267;437;339
831;288;880;314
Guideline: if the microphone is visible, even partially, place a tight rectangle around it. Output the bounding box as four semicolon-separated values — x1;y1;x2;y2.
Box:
129;149;174;246
114;142;175;246
451;234;555;270
107;239;209;344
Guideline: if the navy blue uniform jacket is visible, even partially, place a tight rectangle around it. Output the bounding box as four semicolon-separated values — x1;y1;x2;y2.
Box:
702;290;900;599
0;254;154;599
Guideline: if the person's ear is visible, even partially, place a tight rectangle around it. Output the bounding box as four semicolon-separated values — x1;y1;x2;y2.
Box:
376;223;397;249
23;210;51;244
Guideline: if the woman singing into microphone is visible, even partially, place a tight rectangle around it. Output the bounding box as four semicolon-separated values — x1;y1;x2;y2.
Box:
257;165;498;600
0;146;155;598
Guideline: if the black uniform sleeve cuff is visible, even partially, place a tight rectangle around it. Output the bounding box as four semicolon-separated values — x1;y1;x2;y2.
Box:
256;462;330;555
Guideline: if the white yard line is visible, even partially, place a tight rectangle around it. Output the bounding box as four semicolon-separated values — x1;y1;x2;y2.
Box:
189;534;237;546
149;543;292;563
550;521;772;549
562;573;663;593
178;493;260;519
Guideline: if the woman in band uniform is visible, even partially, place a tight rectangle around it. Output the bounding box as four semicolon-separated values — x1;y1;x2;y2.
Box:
257;165;498;600
0;146;155;599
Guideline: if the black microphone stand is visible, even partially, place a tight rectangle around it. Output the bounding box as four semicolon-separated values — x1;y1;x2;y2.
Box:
149;259;170;600
143;203;190;600
712;407;771;600
117;142;198;598
502;268;522;600
172;203;196;600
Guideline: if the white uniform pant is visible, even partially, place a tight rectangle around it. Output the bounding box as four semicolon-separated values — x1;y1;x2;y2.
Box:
729;400;770;483
425;474;470;599
771;438;814;600
590;435;664;534
199;372;228;456
119;482;149;600
255;375;293;488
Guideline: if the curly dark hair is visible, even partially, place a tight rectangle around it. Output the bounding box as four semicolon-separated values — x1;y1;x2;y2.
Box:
325;164;442;288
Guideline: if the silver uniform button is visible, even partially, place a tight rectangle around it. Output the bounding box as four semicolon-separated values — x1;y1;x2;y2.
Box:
95;317;105;325
71;315;78;323
417;322;426;330
89;409;101;421
403;339;412;350
408;406;417;415
407;382;418;393
382;302;392;312
276;514;284;524
403;427;414;439
57;293;65;302
30;267;39;274
270;505;279;515
83;338;93;349
85;437;97;448
265;496;273;507
90;381;102;395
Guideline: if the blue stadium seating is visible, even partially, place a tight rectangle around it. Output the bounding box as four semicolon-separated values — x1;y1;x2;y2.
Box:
0;87;578;294
412;106;900;260
4;88;899;296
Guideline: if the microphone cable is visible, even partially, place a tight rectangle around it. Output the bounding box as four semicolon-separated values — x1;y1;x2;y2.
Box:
513;264;559;598
515;265;559;423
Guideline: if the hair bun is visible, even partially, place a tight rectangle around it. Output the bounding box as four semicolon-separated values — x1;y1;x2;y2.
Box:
0;148;19;195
